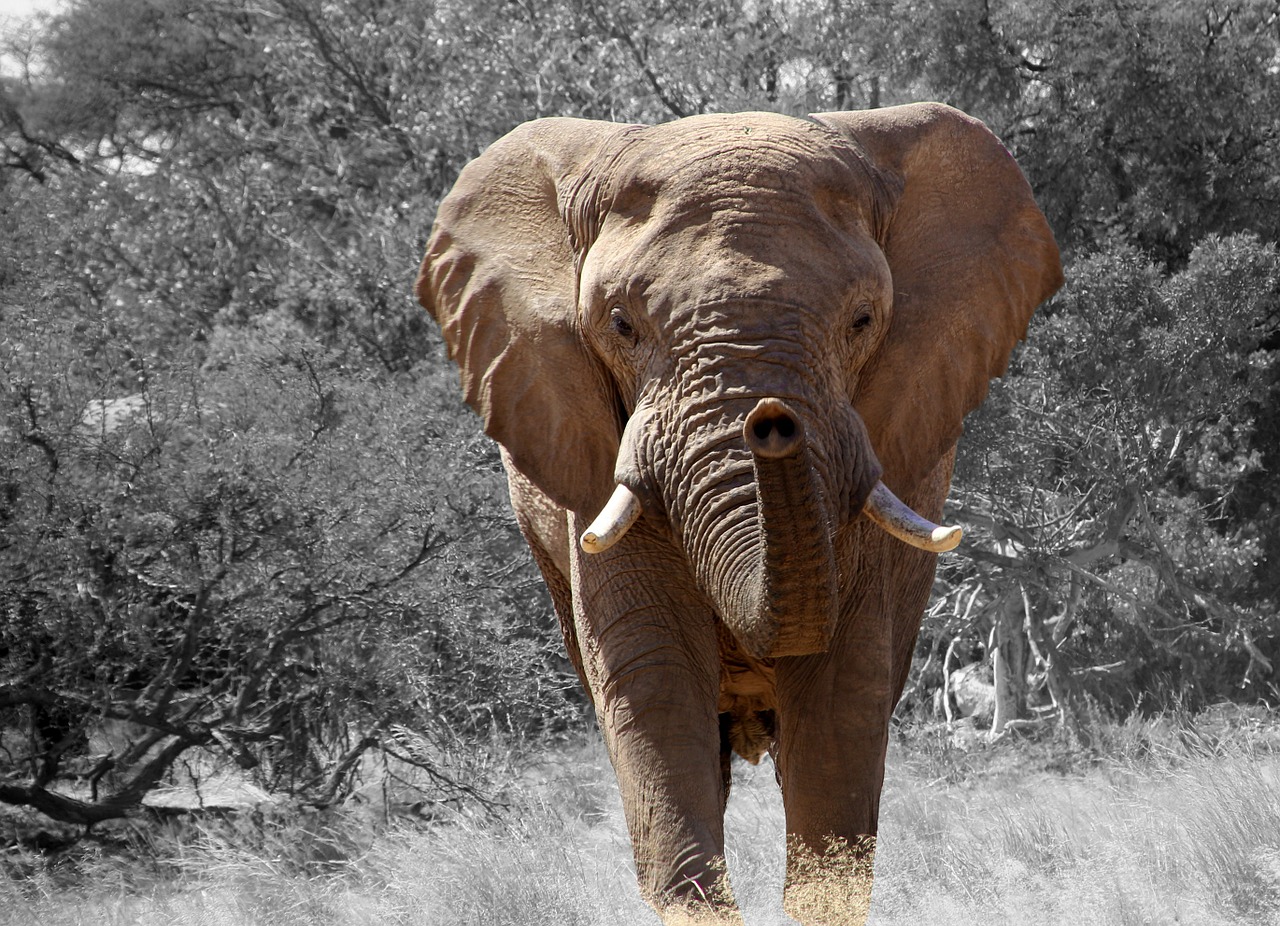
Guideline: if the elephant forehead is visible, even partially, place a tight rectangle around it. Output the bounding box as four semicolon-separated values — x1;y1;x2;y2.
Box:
606;112;876;212
577;113;893;320
585;197;891;317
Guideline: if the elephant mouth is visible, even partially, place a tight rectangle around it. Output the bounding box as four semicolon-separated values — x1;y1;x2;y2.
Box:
580;463;961;554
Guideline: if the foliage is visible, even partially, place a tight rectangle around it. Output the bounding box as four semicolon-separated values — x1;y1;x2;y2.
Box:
930;233;1280;721
0;293;577;823
1006;0;1280;262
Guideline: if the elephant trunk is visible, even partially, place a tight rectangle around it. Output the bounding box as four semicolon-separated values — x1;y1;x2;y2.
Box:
668;394;853;661
710;398;839;657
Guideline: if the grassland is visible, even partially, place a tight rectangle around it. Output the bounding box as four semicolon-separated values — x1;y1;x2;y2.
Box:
5;710;1280;926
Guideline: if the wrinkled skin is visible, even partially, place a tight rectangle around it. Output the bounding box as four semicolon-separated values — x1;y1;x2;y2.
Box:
417;104;1062;924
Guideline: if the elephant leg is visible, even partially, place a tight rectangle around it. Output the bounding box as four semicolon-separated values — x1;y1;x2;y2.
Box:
773;513;945;926
568;514;740;924
772;548;897;925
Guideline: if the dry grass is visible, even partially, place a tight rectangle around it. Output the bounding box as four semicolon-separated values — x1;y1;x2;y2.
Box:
874;754;1280;924
6;713;1280;925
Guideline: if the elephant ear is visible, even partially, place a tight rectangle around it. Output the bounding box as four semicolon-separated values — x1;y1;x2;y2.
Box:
416;118;632;516
814;103;1063;494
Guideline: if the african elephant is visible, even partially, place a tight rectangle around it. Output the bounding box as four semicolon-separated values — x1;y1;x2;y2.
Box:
416;103;1062;924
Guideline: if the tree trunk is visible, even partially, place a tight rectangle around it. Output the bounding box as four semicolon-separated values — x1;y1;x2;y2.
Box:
1025;576;1086;740
991;591;1028;734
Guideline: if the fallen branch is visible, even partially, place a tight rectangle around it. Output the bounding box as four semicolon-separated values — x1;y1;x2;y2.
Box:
0;734;198;828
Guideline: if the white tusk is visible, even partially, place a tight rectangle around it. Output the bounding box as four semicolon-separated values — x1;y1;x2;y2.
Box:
863;481;963;553
580;484;643;554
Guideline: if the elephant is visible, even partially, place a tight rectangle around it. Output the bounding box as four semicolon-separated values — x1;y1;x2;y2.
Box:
416;102;1062;924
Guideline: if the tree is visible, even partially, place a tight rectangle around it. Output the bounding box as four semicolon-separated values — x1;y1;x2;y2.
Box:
923;234;1280;730
1002;0;1280;263
0;291;581;825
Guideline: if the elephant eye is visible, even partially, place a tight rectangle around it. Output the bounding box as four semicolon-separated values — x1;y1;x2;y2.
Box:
851;306;874;333
610;306;636;341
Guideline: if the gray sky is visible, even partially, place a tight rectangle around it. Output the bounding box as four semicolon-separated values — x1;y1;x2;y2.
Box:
0;0;60;78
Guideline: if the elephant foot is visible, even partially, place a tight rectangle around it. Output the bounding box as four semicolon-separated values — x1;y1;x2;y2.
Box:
782;835;876;926
660;902;745;926
649;853;743;926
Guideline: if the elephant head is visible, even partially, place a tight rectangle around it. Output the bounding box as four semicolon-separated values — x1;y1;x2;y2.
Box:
418;104;1061;664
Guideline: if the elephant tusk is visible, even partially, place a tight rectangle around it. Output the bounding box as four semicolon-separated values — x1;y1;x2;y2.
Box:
863;481;963;553
580;484;643;554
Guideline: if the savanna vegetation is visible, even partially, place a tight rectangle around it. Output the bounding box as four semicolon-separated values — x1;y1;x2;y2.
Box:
8;714;1280;924
1;0;1278;919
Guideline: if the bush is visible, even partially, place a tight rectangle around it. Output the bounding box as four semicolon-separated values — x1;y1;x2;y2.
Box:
1;307;581;826
929;233;1280;725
